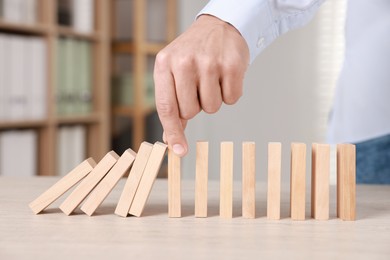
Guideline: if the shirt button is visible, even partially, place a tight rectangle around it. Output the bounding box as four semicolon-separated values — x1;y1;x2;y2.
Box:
257;37;265;48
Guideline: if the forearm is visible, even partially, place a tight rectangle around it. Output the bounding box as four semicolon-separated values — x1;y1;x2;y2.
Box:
198;0;326;63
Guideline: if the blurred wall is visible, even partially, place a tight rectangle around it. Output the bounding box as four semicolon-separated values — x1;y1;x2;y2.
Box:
178;0;327;182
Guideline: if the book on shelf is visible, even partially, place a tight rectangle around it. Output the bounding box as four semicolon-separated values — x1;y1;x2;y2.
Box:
114;0;167;42
0;130;37;176
1;0;37;24
111;72;155;108
146;0;168;43
9;36;25;119
0;34;5;120
56;37;92;116
0;33;46;121
114;0;133;40
57;0;94;33
57;0;72;26
73;0;94;33
25;37;47;119
78;40;92;114
57;125;86;176
0;0;3;18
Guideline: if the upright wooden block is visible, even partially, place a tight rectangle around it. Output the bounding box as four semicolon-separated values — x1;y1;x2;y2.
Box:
337;144;356;221
311;143;330;220
267;142;281;220
115;142;153;217
59;151;119;215
29;158;96;214
195;141;209;218
129;142;167;217
290;143;306;220
242;142;256;219
168;149;181;218
220;142;233;218
81;149;136;216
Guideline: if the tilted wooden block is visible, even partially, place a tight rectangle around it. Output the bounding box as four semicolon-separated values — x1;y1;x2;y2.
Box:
29;158;96;214
290;143;306;220
337;144;356;221
81;149;136;216
311;143;330;220
129;142;167;217
267;142;281;220
195;141;209;218
220;142;233;218
59;151;119;215
242;142;256;219
115;142;153;217
168;149;181;218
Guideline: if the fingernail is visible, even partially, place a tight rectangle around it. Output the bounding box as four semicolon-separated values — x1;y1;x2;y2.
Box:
173;144;185;156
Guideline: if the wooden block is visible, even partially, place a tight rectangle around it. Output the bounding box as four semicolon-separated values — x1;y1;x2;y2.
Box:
242;142;256;219
129;142;167;217
115;142;153;217
195;141;209;218
59;151;119;215
311;143;330;220
220;142;233;218
29;158;96;214
290;143;306;220
337;143;356;221
81;149;136;216
168;149;181;217
267;142;281;220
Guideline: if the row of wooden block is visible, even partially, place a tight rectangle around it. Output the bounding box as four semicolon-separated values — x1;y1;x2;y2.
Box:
168;142;356;221
29;142;167;217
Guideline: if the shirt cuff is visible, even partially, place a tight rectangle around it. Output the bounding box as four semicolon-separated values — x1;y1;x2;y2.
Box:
197;0;278;63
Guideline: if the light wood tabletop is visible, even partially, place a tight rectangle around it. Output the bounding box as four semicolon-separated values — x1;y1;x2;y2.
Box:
0;177;389;260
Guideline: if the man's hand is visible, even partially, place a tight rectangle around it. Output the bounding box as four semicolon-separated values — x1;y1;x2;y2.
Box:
154;15;249;157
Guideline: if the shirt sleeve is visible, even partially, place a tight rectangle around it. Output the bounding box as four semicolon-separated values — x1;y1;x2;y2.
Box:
198;0;325;63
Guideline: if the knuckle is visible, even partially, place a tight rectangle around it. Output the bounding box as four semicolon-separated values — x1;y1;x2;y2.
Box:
202;58;218;75
176;55;194;71
202;98;222;114
203;104;220;114
155;51;170;70
224;63;240;78
156;100;176;117
165;129;181;139
180;108;198;120
223;91;241;105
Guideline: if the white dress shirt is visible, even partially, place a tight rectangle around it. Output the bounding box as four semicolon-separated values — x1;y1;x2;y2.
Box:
199;0;390;143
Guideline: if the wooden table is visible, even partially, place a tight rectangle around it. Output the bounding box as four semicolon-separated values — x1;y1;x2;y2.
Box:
1;177;389;259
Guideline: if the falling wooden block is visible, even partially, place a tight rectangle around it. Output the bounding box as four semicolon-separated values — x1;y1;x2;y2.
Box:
195;141;209;218
220;142;233;218
168;149;181;218
267;142;281;220
29;158;96;214
115;142;153;217
311;143;330;220
337;143;356;221
129;142;167;217
290;143;306;221
242;142;256;219
80;149;136;216
59;151;119;215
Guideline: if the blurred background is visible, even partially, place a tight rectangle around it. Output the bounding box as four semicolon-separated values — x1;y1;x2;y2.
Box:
0;0;346;183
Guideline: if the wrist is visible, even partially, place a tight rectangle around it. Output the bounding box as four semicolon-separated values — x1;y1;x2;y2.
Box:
196;14;242;37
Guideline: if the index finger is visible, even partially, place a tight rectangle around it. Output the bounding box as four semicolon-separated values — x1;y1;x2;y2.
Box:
154;60;188;157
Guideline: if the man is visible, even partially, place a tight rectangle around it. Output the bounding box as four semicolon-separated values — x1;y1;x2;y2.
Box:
154;0;390;184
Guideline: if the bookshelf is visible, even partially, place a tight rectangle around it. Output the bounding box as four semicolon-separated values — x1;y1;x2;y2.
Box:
111;0;177;151
0;0;110;176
